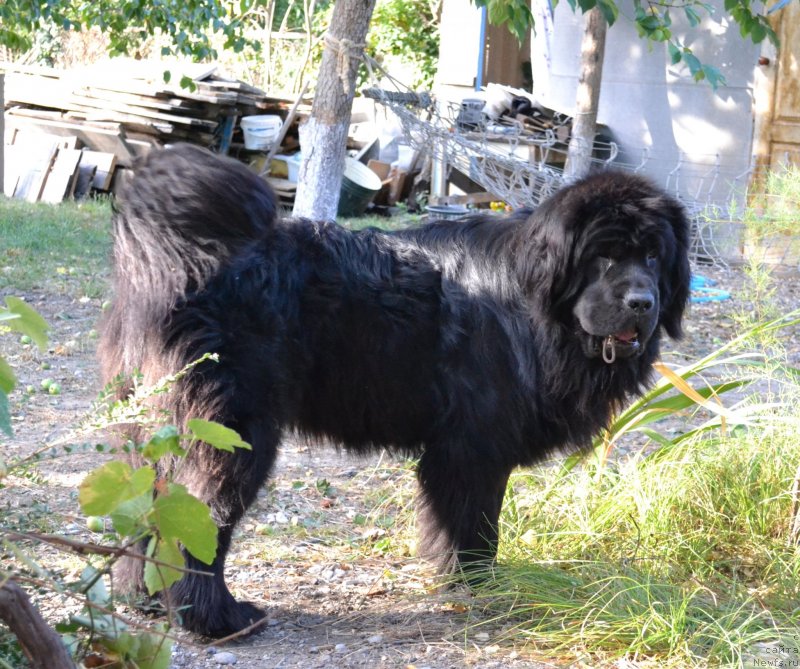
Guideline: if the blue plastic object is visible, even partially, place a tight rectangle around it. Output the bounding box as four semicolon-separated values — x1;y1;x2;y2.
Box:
690;275;730;303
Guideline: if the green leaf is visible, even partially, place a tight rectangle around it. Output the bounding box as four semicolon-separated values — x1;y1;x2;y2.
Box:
0;391;11;437
187;419;251;452
134;626;173;669
151;483;217;564
597;0;618;26
702;64;726;89
684;6;701;27
179;74;197;92
668;42;682;65
144;536;185;595
4;297;48;350
111;492;154;536
103;631;140;657
749;20;767;42
78;566;111;607
142;426;185;461
637;14;661;32
133;626;173;669
79;462;156;516
0;357;16;394
683;51;702;76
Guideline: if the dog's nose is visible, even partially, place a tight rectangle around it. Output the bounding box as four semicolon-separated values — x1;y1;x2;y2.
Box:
625;290;654;314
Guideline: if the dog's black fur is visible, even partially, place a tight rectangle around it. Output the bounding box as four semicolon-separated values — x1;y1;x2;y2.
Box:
100;144;691;637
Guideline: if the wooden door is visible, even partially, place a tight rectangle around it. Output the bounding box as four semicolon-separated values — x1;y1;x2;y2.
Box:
753;1;800;171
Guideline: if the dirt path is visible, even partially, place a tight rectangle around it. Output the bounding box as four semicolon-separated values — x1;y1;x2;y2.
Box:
1;289;553;668
2;265;799;668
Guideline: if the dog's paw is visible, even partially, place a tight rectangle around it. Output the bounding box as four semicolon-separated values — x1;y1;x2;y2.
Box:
181;598;268;638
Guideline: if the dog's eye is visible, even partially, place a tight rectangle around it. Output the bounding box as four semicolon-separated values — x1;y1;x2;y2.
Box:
646;251;659;266
598;256;614;272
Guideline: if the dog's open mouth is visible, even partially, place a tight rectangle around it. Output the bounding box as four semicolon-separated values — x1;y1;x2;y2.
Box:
601;330;640;363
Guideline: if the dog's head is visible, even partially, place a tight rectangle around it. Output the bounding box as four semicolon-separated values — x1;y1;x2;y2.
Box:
518;171;691;362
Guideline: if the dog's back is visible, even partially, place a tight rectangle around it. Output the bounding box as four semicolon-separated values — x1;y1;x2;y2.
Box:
100;145;278;385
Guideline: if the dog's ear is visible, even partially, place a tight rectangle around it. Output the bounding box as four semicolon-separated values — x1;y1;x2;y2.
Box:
657;200;692;340
515;200;582;316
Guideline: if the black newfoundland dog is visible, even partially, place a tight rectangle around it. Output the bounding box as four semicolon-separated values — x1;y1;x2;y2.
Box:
100;144;691;637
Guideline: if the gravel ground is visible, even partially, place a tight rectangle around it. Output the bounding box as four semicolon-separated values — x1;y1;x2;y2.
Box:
2;262;799;668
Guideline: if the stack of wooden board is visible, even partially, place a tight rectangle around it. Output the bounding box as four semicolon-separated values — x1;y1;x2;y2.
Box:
3;60;294;148
3;129;120;202
2;59;309;202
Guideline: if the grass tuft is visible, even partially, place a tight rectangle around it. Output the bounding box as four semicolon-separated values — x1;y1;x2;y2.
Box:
474;367;800;667
0;198;111;297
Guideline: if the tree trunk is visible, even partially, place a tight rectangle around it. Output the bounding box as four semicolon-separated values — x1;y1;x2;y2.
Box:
0;580;75;668
292;0;377;221
565;6;607;180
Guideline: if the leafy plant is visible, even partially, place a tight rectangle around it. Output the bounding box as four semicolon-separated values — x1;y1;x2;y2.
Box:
470;311;800;667
572;310;800;473
78;421;251;598
1;345;252;666
366;0;441;89
0;297;49;436
745;165;800;241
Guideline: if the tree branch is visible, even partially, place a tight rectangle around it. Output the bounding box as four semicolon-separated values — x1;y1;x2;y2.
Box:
0;579;74;669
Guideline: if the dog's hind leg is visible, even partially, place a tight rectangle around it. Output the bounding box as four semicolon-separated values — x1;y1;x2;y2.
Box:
167;416;280;637
415;445;512;579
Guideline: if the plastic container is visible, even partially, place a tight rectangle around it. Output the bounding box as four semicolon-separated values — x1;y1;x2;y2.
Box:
240;115;282;151
271;153;302;182
337;158;382;217
426;204;470;220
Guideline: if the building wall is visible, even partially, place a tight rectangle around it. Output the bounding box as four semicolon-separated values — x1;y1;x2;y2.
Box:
435;0;483;90
530;0;761;204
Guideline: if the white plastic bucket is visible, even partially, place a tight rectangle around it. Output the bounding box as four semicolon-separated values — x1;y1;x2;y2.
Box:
240;115;282;151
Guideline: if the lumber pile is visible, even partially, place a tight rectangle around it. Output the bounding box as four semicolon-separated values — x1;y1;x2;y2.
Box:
2;59;307;202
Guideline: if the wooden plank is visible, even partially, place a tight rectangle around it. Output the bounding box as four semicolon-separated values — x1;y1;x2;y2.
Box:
92;81;238;105
3;145;22;197
69;96;218;128
79;150;117;191
4;112;146;166
80;86;205;113
5;72;219;128
13;142;58;202
11;129;78;151
367;159;392;180
4;125;18;146
74;108;175;135
40;149;82;203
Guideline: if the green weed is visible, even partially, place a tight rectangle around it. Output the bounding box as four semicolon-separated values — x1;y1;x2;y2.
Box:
0;198;110;297
471;315;800;667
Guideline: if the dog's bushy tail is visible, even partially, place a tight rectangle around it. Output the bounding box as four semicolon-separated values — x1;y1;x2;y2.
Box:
101;144;277;381
111;144;277;301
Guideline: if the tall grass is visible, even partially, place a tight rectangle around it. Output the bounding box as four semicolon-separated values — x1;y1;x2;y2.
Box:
747;165;800;239
0;198;111;297
472;316;800;667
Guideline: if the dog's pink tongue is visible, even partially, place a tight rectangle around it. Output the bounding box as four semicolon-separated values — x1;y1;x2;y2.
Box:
614;330;638;343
